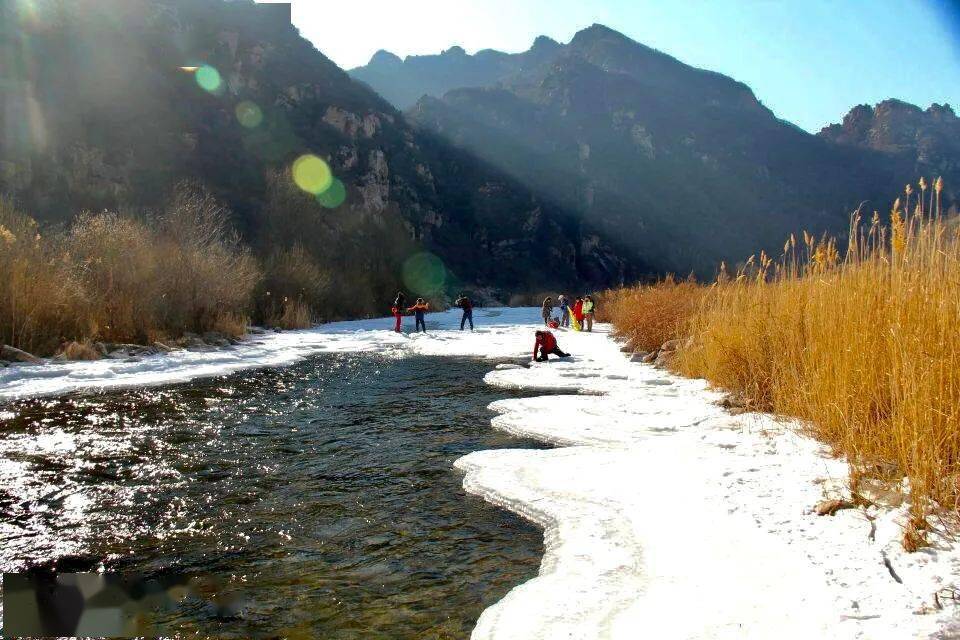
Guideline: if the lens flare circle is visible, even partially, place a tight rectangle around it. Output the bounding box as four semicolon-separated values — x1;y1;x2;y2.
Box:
235;101;263;128
195;65;222;93
316;178;347;209
292;155;333;195
402;252;447;296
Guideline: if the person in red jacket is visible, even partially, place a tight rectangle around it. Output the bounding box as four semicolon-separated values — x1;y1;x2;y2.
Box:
392;291;406;332
573;297;585;323
533;330;570;362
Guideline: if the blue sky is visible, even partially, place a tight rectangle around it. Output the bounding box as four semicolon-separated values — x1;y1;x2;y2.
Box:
263;0;960;132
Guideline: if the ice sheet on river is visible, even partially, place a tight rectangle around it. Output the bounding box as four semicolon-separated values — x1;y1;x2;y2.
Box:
0;308;540;400
3;307;959;638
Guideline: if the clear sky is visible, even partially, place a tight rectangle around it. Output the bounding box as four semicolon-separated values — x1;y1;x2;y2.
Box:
259;0;960;133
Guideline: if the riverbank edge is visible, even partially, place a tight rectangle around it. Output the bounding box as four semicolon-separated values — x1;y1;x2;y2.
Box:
454;330;960;639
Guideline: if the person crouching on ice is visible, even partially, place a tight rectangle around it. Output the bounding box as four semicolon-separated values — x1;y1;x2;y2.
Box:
533;330;570;362
407;298;430;333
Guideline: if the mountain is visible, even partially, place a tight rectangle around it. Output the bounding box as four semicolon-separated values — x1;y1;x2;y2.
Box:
818;100;960;189
349;35;563;110
354;25;957;275
0;0;637;305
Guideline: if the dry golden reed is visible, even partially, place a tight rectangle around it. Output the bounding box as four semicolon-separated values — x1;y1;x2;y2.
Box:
597;276;703;353
604;179;960;538
0;187;261;356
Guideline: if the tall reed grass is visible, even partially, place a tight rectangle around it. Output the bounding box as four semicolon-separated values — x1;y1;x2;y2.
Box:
603;179;960;546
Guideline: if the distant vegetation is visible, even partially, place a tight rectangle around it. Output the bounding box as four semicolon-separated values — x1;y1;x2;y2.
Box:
0;182;416;357
602;179;959;549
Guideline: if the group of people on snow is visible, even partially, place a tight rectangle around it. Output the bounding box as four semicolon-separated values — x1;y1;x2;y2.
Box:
389;291;585;363
540;294;596;332
392;292;474;334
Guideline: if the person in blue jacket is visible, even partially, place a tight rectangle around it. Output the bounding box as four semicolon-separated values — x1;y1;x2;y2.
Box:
557;294;570;327
407;298;429;332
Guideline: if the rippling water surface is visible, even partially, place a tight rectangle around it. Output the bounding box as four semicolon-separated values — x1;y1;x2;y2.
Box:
0;353;546;638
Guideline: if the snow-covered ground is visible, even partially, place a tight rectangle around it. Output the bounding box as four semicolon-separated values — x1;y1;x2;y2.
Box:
2;307;959;638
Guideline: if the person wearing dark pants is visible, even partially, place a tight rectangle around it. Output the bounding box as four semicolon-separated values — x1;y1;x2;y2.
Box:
533;330;570;362
407;298;429;332
541;297;554;325
455;294;474;331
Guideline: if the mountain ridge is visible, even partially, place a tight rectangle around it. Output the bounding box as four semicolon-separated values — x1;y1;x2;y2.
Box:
0;1;643;309
354;24;957;275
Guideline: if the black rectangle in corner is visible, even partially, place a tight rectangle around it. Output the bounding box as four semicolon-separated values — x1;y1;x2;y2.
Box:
2;572;244;638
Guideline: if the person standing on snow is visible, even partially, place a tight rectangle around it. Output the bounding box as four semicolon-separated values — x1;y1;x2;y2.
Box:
583;295;596;332
570;297;584;331
392;291;407;332
455;294;474;331
407;298;430;333
558;295;570;328
533;330;570;362
541;296;554;326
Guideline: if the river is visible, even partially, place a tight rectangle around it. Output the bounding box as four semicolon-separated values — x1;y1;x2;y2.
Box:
0;352;547;638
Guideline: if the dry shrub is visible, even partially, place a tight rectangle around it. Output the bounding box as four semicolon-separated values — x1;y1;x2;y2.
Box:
258;244;330;326
66;211;159;343
0;185;261;355
0;198;81;355
155;185;261;337
598;277;704;352
266;298;313;330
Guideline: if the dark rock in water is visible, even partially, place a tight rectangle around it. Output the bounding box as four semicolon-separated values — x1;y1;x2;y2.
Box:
1;345;42;364
641;351;658;364
202;332;231;347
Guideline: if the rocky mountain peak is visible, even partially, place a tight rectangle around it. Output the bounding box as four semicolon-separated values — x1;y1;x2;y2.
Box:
368;49;402;67
531;35;561;51
570;23;629;45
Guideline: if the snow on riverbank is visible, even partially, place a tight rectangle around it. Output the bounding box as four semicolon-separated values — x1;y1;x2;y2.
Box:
2;307;959;637
0;308;536;401
460;323;960;639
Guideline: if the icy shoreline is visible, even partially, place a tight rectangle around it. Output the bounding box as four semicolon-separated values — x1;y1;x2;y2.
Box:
2;307;958;637
458;318;960;639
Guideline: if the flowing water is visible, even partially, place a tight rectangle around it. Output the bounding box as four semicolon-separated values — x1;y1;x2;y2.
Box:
0;353;547;638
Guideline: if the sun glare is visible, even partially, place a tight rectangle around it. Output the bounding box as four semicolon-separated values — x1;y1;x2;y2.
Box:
195;65;223;93
292;154;333;196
